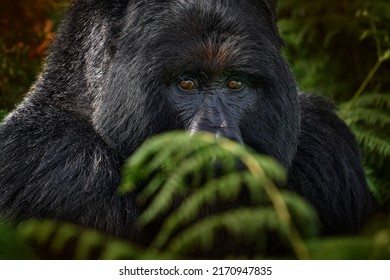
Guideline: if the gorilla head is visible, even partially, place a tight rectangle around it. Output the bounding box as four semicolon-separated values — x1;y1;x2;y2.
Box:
78;0;300;168
0;0;373;245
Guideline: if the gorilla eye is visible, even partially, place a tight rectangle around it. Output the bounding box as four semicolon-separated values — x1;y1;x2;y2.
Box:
177;78;197;91
226;79;244;90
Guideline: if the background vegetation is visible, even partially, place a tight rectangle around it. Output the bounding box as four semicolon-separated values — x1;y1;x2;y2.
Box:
0;0;389;259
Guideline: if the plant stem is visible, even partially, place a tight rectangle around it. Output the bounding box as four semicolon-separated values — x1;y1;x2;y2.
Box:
342;57;383;117
244;156;310;260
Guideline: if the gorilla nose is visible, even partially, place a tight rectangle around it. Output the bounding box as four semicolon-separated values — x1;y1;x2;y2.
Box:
188;118;244;144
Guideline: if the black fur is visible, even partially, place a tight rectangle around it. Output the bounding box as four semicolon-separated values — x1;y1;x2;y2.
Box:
0;0;373;245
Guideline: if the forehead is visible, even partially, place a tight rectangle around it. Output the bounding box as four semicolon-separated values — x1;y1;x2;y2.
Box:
123;0;279;76
166;0;265;43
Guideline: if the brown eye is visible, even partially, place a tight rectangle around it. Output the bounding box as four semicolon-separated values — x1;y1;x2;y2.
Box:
227;79;244;90
178;79;197;91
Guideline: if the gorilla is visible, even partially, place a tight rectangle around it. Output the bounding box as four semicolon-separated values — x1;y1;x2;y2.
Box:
0;0;373;245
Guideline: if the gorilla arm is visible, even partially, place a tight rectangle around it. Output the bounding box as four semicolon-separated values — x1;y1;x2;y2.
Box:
287;94;374;234
0;104;139;238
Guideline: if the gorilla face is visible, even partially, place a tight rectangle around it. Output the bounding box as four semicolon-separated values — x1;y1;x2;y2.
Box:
94;0;300;168
167;73;258;144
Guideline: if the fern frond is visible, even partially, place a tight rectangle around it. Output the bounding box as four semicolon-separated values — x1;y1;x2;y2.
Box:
166;208;280;255
120;131;314;259
137;145;239;225
121;131;287;226
19;220;102;259
150;171;266;248
352;126;390;157
18;220;175;260
351;93;390;108
166;195;317;259
339;93;390;161
345;108;390;127
119;131;212;193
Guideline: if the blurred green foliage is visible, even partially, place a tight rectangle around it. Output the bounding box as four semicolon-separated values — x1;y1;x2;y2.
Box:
9;132;390;260
279;0;390;100
0;110;8;122
0;221;35;260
